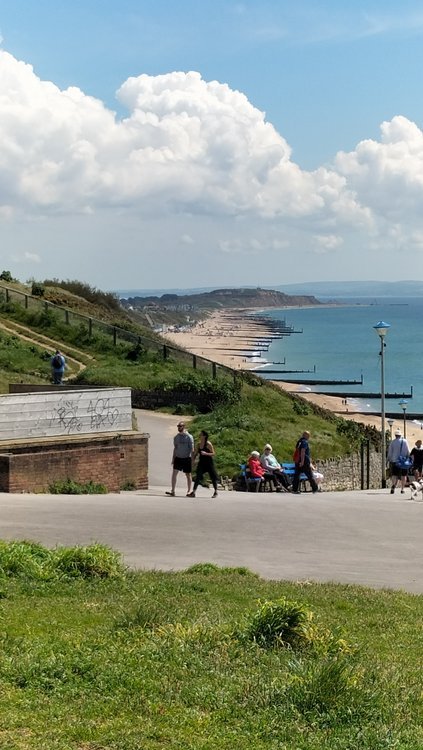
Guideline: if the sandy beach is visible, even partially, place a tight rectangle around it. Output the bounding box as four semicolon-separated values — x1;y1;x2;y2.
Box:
165;309;423;446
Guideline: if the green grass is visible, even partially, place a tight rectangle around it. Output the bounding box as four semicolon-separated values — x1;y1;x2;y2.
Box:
188;382;380;475
0;543;421;749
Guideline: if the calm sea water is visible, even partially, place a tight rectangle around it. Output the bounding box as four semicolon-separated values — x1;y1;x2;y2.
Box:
255;297;423;419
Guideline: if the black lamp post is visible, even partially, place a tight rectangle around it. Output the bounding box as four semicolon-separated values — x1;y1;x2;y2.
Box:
374;321;391;488
398;399;408;438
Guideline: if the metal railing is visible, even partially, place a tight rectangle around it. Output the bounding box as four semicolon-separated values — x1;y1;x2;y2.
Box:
0;283;237;381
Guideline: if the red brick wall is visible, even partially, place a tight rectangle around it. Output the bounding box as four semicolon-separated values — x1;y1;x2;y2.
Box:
0;432;148;493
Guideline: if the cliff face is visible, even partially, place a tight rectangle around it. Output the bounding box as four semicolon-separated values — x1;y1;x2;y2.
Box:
123;287;320;310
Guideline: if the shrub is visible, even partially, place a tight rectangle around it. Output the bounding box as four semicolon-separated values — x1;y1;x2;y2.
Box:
0;270;15;282
48;479;107;494
0;541;124;580
52;543;124;578
242;597;313;649
0;540;51;579
31;281;45;297
285;655;367;722
184;562;258;576
43;278;122;313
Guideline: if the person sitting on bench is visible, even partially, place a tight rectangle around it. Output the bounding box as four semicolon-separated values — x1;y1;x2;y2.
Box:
260;444;291;491
248;451;280;491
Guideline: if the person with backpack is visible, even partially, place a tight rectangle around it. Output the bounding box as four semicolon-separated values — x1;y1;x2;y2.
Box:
387;429;410;494
51;350;66;384
292;430;319;494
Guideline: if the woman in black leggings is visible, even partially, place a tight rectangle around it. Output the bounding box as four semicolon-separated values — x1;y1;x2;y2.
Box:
188;430;218;498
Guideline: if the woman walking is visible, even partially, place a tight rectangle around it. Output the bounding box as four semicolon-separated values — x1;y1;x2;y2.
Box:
188;430;218;498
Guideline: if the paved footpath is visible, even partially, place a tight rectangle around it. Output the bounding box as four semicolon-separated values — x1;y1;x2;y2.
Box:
1;410;421;593
1;486;422;593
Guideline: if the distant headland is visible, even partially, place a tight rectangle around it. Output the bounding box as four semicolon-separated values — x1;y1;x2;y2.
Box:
120;287;321;313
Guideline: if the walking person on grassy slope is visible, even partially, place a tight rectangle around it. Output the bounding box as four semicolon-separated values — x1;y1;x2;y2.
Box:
188;430;218;498
292;430;319;494
50;349;66;385
166;421;194;497
387;429;410;494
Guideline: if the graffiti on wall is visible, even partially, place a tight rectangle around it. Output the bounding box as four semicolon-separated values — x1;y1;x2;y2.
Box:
47;395;122;434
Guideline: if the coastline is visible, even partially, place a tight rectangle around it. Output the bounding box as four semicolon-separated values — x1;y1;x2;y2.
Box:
165;308;423;445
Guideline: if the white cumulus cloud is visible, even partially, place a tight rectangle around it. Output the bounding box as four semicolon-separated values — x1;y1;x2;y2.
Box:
1;49;423;286
0;51;365;227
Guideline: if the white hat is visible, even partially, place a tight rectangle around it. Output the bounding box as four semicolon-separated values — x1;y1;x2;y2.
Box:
251;450;260;457
395;429;401;436
264;444;272;451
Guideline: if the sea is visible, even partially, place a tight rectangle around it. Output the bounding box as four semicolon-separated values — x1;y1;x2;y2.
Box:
252;297;423;420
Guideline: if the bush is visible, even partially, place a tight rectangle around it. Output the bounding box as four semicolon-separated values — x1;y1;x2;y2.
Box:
285;655;367;723
48;479;107;494
31;281;45;297
43;278;122;313
159;373;241;412
0;270;15;282
0;541;124;580
242;597;313;649
0;540;52;579
52;543;124;578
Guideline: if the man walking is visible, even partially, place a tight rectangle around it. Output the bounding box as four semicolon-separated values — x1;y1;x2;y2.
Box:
166;421;194;497
387;429;410;494
292;430;318;494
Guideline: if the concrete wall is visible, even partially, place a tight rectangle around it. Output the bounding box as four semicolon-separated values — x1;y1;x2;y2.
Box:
0;387;132;440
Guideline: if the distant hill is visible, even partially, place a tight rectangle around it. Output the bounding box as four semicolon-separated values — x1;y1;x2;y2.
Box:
275;280;423;298
121;287;320;313
117;280;423;301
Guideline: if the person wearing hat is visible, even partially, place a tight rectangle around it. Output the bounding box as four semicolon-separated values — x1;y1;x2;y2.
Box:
260;444;291;491
387;429;410;494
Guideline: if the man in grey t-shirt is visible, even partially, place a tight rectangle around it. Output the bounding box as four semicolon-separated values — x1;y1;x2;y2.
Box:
166;421;194;497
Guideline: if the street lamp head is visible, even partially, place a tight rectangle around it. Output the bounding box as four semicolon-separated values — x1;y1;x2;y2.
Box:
373;321;391;338
398;398;408;409
387;418;394;427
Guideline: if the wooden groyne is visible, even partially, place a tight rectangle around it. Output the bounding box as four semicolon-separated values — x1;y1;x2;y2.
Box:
318;390;413;399
257;368;316;375
277;376;364;386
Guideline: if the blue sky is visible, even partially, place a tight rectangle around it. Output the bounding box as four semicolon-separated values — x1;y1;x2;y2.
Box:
1;0;423;289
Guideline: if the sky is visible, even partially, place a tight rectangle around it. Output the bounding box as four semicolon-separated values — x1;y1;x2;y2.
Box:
1;0;423;291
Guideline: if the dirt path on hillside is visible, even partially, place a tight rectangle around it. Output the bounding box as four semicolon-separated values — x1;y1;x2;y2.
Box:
0;318;94;375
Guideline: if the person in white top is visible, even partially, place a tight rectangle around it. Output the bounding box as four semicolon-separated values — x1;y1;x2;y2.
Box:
387;429;410;494
260;444;291;491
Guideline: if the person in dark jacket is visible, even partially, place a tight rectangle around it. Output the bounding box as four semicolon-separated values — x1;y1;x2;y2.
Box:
292;430;318;494
50;350;66;384
410;439;423;480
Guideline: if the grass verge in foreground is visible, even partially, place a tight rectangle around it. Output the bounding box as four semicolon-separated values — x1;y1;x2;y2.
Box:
0;542;422;749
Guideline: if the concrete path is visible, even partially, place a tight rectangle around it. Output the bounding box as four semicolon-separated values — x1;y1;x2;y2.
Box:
1;486;422;593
